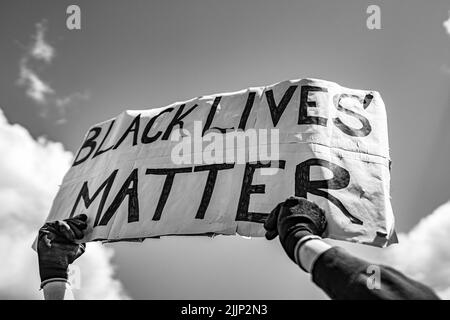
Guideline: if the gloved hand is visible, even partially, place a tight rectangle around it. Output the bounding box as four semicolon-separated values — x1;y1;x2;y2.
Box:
264;196;327;263
37;214;88;284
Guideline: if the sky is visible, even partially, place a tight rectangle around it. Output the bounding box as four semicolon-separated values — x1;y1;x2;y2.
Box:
1;0;450;299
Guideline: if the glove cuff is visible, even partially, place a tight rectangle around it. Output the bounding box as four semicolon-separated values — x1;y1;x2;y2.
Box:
40;278;70;290
283;228;313;262
39;263;69;283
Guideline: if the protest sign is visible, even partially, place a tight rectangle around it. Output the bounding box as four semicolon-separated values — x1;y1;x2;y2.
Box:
43;78;396;247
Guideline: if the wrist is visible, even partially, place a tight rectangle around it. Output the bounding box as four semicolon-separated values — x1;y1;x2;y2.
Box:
296;238;332;273
293;235;323;270
42;280;75;300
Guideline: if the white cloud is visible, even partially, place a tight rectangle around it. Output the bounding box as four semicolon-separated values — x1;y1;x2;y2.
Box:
0;109;129;299
17;20;56;104
17;20;89;122
18;58;54;104
55;91;90;109
381;201;450;299
30;21;54;63
444;12;450;36
17;20;56;105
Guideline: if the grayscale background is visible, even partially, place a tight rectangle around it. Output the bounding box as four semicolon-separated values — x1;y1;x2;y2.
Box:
1;0;449;299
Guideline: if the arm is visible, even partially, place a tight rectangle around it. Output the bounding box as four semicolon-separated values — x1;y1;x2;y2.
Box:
37;214;87;300
43;281;75;300
298;240;440;300
264;196;440;300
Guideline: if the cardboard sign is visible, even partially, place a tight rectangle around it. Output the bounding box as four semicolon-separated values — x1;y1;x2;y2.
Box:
44;78;396;247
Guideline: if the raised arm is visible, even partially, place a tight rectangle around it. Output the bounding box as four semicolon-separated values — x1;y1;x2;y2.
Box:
37;214;87;300
264;196;440;300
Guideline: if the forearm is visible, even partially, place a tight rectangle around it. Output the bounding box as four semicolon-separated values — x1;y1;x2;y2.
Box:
308;245;380;299
296;240;440;300
42;280;74;300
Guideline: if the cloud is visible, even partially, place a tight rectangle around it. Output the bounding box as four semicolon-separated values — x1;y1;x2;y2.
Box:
55;91;90;109
17;20;55;105
444;12;450;36
381;201;450;299
0;109;129;299
17;20;88;121
30;21;54;63
18;58;54;104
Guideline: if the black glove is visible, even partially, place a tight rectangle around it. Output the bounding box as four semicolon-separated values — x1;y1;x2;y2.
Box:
37;214;88;283
264;196;327;263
